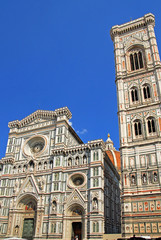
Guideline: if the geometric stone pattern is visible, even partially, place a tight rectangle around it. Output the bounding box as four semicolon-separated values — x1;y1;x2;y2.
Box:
0;106;120;239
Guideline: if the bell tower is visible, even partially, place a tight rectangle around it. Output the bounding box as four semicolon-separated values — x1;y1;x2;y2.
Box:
111;13;161;237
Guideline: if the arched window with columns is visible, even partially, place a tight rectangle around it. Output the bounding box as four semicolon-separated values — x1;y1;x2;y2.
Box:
131;87;139;103
147;117;156;134
133;120;142;137
129;49;144;71
143;84;151;100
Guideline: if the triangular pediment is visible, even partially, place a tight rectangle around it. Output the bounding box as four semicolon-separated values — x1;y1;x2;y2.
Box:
8;107;72;129
17;175;40;198
65;188;86;208
124;36;144;51
8;110;57;129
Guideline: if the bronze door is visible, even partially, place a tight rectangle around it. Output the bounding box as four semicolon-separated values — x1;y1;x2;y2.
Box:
22;218;34;240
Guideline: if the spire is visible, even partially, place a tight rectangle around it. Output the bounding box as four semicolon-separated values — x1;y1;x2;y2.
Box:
105;133;115;150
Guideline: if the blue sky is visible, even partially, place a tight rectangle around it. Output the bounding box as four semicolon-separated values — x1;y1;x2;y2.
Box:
0;0;161;158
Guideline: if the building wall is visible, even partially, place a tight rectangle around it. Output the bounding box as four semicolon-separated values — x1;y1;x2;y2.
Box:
0;107;120;239
111;13;161;237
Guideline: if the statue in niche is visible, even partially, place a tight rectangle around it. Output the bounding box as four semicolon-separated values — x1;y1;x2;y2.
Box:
92;198;98;210
23;165;27;172
83;156;87;164
68;158;72;166
52;201;57;212
154;172;158;182
75;157;79;165
29;161;34;172
14;225;19;235
14;179;19;193
131;175;136;184
38;176;46;191
44;162;47;170
142;173;147;183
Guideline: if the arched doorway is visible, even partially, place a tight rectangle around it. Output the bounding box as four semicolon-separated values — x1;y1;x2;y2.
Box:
16;195;37;240
64;204;85;240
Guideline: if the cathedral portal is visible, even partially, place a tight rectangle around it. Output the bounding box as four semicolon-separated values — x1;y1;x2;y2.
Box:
63;204;85;240
8;194;37;240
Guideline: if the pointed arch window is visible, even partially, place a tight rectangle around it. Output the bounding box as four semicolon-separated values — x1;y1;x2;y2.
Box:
93;222;99;232
143;84;151;100
147;117;156;134
129;49;144;71
93;151;99;161
134;120;142;136
131;87;139;102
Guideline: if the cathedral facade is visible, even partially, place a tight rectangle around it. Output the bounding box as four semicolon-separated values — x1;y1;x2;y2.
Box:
111;13;161;237
0;107;120;240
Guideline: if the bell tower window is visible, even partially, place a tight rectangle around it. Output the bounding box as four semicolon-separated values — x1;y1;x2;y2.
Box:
147;118;156;134
143;85;151;100
131;88;138;102
129;49;144;71
134;120;142;136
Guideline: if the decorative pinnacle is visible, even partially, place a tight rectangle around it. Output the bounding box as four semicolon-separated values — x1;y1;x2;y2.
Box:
108;133;110;138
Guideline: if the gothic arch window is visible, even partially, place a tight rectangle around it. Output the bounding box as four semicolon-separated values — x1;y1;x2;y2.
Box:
131;87;139;103
93;151;99;161
133;120;142;137
51;223;56;233
129;49;144;71
56;157;60;166
147;117;156;134
93;222;99;232
143;84;151;100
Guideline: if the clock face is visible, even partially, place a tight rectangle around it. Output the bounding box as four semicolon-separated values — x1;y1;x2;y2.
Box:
23;135;47;157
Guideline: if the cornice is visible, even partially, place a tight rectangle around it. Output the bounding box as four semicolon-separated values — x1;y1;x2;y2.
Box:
120;137;161;150
88;139;106;151
110;13;155;41
1;156;15;165
52;139;105;155
8;107;72;129
115;66;161;83
52;144;90;156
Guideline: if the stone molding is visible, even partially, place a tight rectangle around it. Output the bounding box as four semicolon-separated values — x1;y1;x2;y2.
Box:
1;156;14;164
8;107;72;129
110;13;155;40
52;139;105;155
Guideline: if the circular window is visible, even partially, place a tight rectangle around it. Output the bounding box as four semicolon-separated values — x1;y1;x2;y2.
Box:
23;135;47;157
68;172;86;189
